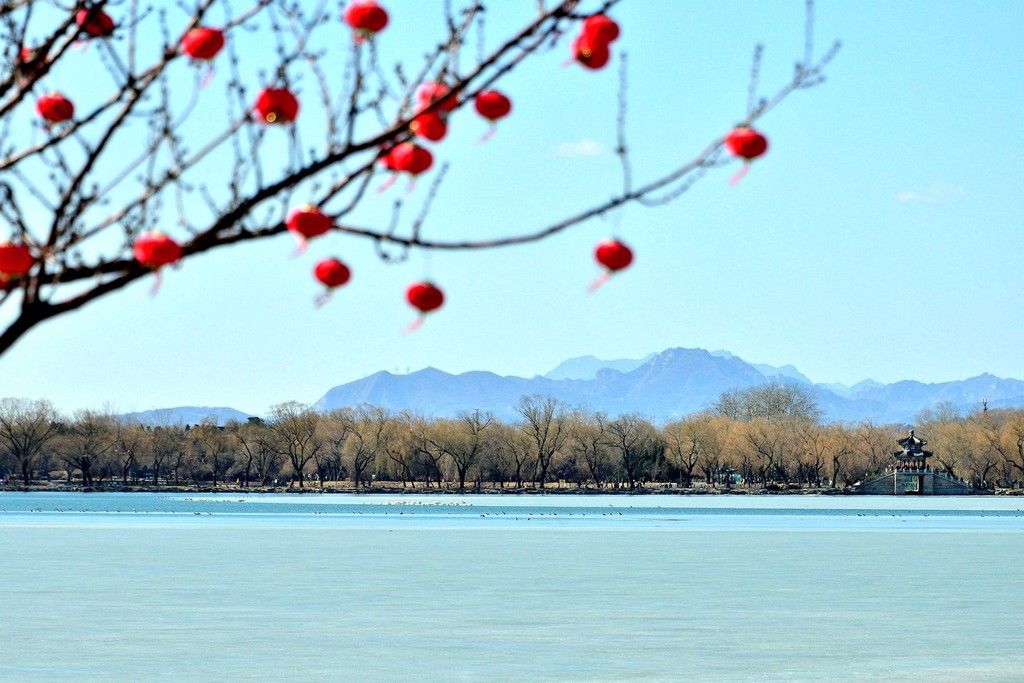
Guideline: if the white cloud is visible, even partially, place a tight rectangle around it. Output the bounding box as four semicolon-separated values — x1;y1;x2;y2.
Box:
895;182;969;205
555;138;606;158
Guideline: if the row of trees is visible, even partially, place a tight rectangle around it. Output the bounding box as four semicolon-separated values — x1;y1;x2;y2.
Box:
3;388;1024;491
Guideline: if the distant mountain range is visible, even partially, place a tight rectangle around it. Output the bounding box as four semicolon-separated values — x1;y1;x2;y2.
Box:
120;348;1024;425
119;406;252;427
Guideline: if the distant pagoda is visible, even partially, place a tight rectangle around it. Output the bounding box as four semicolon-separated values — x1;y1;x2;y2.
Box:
892;430;933;470
854;428;984;495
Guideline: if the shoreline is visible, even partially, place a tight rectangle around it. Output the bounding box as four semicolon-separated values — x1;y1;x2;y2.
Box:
2;484;1020;496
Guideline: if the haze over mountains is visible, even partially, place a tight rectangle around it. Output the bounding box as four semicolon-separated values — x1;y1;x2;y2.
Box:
120;348;1024;426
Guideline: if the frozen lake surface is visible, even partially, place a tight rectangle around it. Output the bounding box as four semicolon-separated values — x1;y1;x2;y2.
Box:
2;492;1023;681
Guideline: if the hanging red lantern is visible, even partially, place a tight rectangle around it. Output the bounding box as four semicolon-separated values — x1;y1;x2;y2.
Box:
410;111;448;141
311;258;352;309
36;93;75;123
76;7;116;38
313;257;351;307
377;143;432;193
133;232;183;269
725;127;769;160
287;205;333;240
572;34;611;70
0;243;34;276
415;81;458;113
391;142;433;176
405;281;444;332
724;126;768;184
133;232;182;295
588;238;633;292
343;0;389;40
582;15;620;45
314;258;351;289
595;238;633;271
253;87;299;124
181;27;225;60
474;90;512;122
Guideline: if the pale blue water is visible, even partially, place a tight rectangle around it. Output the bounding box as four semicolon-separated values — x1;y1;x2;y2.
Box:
2;493;1023;681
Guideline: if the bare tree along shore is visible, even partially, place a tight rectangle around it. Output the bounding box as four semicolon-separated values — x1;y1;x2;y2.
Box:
4;386;1024;493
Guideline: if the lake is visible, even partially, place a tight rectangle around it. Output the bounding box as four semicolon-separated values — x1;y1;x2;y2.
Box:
2;492;1023;681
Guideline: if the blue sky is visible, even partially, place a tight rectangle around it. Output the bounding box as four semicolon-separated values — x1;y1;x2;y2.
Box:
2;1;1023;416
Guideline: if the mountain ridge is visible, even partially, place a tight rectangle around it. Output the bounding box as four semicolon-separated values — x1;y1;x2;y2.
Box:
119;348;1024;425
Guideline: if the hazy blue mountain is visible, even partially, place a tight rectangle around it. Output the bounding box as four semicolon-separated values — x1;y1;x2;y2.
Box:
849;379;885;395
313;367;564;419
318;348;777;421
709;350;814;384
818;382;854;398
119;406;252;427
312;350;1024;423
544;354;656;381
128;352;1024;426
849;374;1024;422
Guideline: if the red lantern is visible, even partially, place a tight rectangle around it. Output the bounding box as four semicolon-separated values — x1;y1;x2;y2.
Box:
404;281;444;332
314;258;351;289
582;15;620;45
313;257;351;307
410;111;448;142
36;93;75;123
406;281;444;312
343;0;389;39
595;238;633;272
474;90;512;122
391;143;433;176
588;238;632;292
76;7;116;38
725;127;768;184
253;87;299;124
133;232;183;269
377;143;433;193
572;34;611;70
181;27;225;60
725;127;769;160
415;82;458;113
0;243;34;276
287;205;333;240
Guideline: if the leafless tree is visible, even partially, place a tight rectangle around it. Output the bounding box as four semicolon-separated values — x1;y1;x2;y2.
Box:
663;412;721;487
606;413;661;489
0;397;58;484
0;1;839;356
114;422;149;485
149;425;181;486
267;401;321;487
570;410;613;488
58;410;116;486
516;394;570;488
428;409;493;491
190;418;234;487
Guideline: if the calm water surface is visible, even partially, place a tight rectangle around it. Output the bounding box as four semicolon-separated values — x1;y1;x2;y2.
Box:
2;493;1023;682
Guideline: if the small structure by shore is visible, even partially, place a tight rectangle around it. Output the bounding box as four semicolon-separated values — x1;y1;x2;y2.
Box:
854;430;986;495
